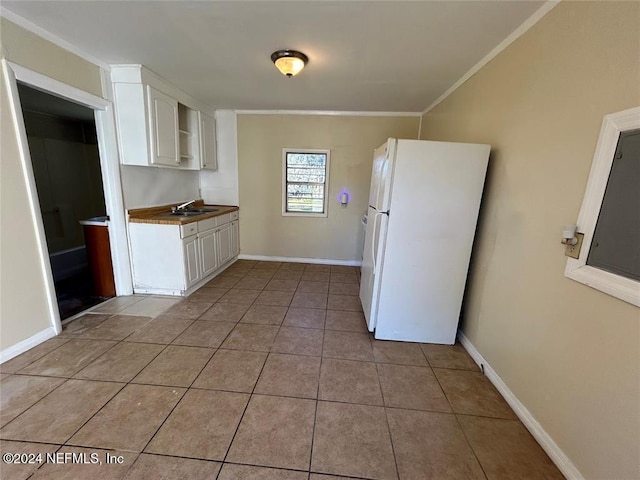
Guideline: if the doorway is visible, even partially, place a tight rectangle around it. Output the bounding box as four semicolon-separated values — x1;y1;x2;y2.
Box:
17;83;115;319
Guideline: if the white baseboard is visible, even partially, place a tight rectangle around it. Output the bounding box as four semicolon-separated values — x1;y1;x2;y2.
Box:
238;254;361;267
0;326;58;364
132;257;239;297
133;287;184;296
457;331;584;480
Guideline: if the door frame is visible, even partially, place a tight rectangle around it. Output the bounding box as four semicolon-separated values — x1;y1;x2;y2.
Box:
2;60;133;334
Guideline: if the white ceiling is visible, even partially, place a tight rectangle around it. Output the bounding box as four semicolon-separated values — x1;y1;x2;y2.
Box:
2;1;546;112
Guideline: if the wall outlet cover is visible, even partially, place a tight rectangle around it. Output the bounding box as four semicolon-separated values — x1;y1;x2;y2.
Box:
565;232;584;259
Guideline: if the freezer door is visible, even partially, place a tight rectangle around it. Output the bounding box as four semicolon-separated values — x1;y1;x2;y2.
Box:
359;207;388;332
368;139;396;211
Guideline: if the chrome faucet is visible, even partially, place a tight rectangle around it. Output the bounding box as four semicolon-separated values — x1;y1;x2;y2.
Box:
172;200;196;213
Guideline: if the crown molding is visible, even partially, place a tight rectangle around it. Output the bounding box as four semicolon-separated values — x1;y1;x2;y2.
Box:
235;110;421;117
0;7;110;71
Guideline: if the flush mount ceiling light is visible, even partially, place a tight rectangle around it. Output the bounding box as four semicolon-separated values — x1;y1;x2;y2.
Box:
271;49;308;77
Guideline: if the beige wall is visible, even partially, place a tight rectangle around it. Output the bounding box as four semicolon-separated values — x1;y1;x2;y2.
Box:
1;77;53;350
1;18;102;98
0;19;104;350
237;114;419;261
120;166;200;209
420;2;639;478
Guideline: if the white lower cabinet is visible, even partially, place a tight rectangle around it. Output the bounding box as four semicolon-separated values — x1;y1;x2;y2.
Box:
231;220;240;257
129;210;239;295
183;234;201;289
199;228;219;277
217;222;232;265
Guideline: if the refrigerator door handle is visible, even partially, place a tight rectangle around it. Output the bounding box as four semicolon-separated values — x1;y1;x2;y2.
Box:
371;212;383;272
378;157;388;209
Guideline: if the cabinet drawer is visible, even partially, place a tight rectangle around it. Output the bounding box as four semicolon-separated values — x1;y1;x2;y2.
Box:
230;210;239;221
180;222;198;238
198;217;216;232
215;213;231;226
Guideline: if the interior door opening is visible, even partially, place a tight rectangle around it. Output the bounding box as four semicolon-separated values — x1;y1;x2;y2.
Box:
17;82;116;320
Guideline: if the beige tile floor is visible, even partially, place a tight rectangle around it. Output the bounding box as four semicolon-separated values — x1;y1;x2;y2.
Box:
0;260;564;480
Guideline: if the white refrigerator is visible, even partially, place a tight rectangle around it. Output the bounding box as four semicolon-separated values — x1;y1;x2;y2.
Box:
359;138;490;344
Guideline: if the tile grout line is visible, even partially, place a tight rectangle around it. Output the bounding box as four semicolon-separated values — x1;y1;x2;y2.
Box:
0;440;65;479
2;262;380;478
4;320;116;374
50;380;130;454
218;339;271;468
430;362;491;480
4;351;467;401
135;299;244;463
3;373;489;423
452;413;490;480
217;262;284;471
307;317;326;475
51;318;179;472
23;307;178;476
373;351;402;480
0;335;134;435
10;262;523;476
1;308;170;432
218;262;320;474
0;376;70;429
382;405;402;480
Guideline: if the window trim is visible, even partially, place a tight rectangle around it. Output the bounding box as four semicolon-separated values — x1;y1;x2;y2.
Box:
564;106;640;307
281;148;331;218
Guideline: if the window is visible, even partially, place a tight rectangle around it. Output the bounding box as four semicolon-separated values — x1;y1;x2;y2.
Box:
282;149;330;217
565;106;640;307
586;129;640;281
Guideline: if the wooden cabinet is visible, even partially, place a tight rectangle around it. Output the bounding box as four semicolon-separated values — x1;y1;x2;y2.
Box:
129;209;239;295
148;86;179;166
199;112;217;171
81;223;116;297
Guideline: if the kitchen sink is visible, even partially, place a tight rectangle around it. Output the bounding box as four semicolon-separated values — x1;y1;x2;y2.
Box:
169;208;220;216
187;208;220;213
169;211;206;217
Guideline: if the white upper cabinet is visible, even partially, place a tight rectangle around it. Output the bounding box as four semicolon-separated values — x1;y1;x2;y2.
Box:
111;65;216;171
199;111;218;171
148;86;179;166
178;104;199;166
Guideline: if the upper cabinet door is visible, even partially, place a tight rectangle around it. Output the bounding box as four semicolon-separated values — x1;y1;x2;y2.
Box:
147;86;179;167
199;112;218;171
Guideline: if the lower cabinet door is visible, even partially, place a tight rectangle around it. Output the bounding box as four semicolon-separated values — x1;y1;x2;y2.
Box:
182;234;201;288
217;223;233;265
199;228;219;277
231;220;240;256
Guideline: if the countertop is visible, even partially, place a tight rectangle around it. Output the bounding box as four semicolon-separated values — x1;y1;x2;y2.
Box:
79;216;110;227
128;201;238;225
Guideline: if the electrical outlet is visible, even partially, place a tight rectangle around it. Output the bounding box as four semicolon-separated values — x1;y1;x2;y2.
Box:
565;233;584;259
